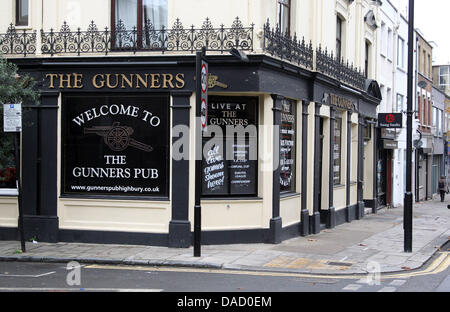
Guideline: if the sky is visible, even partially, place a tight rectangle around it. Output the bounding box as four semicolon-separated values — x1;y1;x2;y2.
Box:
390;0;450;65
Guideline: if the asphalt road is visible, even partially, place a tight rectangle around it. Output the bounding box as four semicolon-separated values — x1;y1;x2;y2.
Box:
0;251;448;293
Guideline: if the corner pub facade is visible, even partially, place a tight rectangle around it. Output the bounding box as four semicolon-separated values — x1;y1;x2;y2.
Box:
0;0;382;247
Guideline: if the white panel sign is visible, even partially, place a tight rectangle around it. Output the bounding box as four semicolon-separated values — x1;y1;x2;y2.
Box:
3;103;22;132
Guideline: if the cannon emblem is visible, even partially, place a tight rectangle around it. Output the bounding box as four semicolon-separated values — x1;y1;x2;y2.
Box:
84;122;153;152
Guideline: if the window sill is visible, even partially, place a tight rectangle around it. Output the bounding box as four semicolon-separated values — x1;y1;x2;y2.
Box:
333;184;346;189
201;196;263;201
59;194;170;201
0;189;18;196
280;192;300;199
14;25;32;30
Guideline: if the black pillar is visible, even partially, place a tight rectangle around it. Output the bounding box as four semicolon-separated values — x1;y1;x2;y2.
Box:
169;91;192;248
22;91;59;243
328;107;336;225
372;123;378;214
310;102;321;234
300;100;309;236
356;116;365;220
346;111;355;222
270;94;282;244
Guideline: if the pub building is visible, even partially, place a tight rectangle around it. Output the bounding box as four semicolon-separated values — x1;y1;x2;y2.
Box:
0;24;382;248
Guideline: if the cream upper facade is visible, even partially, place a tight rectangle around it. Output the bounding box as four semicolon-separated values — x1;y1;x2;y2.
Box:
1;0;381;80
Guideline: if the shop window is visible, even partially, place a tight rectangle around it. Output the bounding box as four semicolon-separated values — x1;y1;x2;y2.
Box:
15;0;29;26
277;0;291;35
0;131;16;190
202;96;258;197
363;123;371;141
280;99;297;193
112;0;168;48
62;95;170;197
333;115;342;185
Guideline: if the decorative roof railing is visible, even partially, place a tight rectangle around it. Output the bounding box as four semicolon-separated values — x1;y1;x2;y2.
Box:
262;19;313;70
0;18;367;90
316;45;366;90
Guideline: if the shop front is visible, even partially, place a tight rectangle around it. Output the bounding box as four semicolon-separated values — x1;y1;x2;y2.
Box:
0;54;381;247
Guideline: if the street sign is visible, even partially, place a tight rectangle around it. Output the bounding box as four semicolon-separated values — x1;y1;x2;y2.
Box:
378;113;402;128
200;61;208;132
3;103;22;132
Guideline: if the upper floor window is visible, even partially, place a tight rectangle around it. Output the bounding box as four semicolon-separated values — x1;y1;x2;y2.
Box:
439;66;449;86
16;0;29;26
397;36;405;69
112;0;168;31
336;16;343;60
112;0;168;48
277;0;291;35
365;40;371;78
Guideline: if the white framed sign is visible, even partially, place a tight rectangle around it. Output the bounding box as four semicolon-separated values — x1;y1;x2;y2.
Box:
3;103;22;132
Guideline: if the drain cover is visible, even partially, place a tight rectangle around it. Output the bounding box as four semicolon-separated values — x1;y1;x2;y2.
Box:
327;261;353;267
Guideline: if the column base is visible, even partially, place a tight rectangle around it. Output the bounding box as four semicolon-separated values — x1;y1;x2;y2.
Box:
300;209;309;236
168;220;191;248
23;215;59;243
326;207;336;229
269;217;282;244
346;205;356;223
356;201;365;220
309;212;321;235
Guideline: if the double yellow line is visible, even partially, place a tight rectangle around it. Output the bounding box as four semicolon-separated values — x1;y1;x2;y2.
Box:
85;251;450;280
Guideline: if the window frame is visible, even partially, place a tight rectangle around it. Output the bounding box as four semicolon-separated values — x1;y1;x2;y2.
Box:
111;0;168;50
397;36;405;69
333;115;343;186
336;16;343;61
279;98;297;194
201;96;259;198
277;0;291;35
15;0;29;27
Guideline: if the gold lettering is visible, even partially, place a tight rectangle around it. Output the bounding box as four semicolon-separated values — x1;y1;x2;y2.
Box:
59;74;72;89
92;74;105;88
106;74;119;89
73;73;84;89
150;74;161;89
175;73;185;89
135;74;149;89
46;74;58;89
162;74;175;89
121;74;134;89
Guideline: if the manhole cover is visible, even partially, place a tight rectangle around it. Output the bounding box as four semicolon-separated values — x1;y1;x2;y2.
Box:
327;261;353;267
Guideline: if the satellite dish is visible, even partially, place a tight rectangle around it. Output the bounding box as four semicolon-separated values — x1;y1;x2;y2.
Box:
413;140;423;148
364;10;377;28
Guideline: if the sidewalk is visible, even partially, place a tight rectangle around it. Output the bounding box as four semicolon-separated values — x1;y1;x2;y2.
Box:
0;198;449;275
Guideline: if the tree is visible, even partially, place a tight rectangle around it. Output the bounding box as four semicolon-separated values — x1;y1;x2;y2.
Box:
0;56;39;187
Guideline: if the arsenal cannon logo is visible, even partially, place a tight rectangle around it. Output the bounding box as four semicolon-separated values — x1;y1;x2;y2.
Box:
84;122;154;152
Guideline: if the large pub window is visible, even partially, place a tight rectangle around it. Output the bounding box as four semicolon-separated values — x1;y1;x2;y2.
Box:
202;96;258;197
280;99;297;193
333;115;342;185
277;0;291;35
62;94;170;198
15;0;29;26
112;0;168;47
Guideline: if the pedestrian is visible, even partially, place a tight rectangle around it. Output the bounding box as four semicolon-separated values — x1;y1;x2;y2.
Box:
438;176;448;202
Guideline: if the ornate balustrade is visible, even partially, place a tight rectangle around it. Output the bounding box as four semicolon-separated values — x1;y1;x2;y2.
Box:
1;18;367;90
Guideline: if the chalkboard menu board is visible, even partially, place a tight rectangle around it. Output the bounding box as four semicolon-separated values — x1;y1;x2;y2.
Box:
202;96;258;196
62;95;170;197
280;99;297;193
